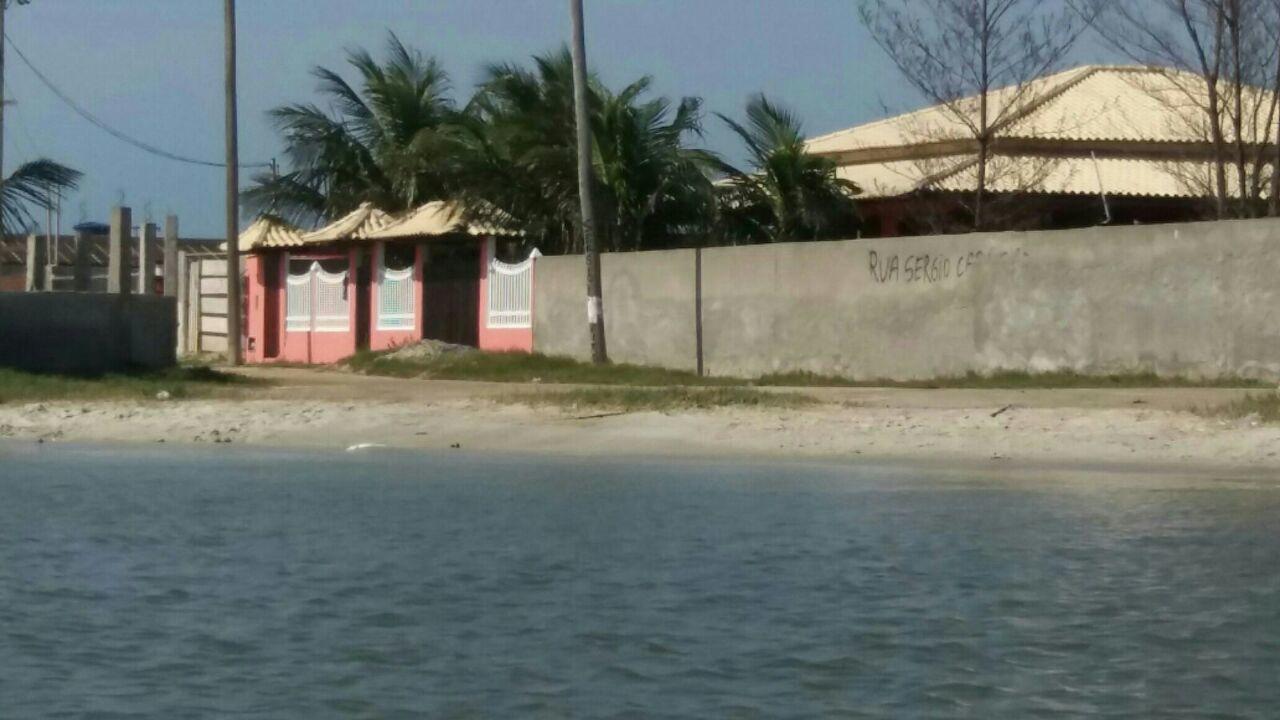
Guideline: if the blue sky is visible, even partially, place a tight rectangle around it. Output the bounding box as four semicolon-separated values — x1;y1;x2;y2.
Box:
5;1;926;237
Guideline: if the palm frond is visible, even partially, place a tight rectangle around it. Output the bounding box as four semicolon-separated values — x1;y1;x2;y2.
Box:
1;159;81;236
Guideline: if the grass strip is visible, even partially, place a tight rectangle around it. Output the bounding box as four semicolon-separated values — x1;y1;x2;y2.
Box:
0;365;261;404
509;386;819;412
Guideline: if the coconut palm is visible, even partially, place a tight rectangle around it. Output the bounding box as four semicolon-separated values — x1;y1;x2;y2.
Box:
243;32;458;226
1;159;81;236
592;79;717;250
715;95;860;243
455;47;716;253
452;48;582;252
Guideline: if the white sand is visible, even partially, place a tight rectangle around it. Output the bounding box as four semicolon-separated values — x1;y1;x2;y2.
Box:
3;377;1278;476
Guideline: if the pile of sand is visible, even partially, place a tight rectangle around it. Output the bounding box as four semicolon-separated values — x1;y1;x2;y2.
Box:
379;339;475;363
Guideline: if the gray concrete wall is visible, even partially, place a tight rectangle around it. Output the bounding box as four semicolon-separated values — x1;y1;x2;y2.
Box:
533;218;1280;381
534;248;700;371
0;293;177;374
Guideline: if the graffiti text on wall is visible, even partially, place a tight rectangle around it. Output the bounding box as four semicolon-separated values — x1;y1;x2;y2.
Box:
868;250;987;284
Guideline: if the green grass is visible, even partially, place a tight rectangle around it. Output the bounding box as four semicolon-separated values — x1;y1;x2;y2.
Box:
510;386;819;412
1200;392;1280;423
0;365;262;404
345;349;738;386
347;347;1270;390
755;369;1269;390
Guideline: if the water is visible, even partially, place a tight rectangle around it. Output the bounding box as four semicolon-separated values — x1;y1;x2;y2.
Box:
2;443;1279;719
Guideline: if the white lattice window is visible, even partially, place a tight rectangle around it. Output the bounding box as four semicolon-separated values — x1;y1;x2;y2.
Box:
487;248;540;329
285;258;313;332
313;266;350;332
377;244;416;330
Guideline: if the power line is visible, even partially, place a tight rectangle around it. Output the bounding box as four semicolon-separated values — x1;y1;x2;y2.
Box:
4;33;271;170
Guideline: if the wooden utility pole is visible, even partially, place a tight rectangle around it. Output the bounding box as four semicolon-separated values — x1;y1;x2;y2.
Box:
224;0;242;364
1;2;8;207
569;0;607;363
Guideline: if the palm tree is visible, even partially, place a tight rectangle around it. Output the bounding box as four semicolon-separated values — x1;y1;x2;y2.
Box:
715;95;860;244
243;32;458;226
1;159;81;236
455;47;716;253
592;79;717;250
453;48;582;253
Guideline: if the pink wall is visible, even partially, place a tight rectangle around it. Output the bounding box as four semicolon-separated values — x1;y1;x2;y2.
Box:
244;254;266;364
369;242;424;352
277;248;359;364
477;237;534;353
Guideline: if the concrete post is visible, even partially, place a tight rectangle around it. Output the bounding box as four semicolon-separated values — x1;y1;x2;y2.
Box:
137;222;157;294
187;257;202;353
108;206;132;295
24;233;47;291
176;250;189;354
73;230;93;291
163;215;179;297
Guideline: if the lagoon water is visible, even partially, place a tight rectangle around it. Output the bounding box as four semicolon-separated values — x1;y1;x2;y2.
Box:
2;443;1279;718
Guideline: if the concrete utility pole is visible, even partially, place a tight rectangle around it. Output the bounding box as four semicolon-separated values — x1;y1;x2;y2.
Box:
569;0;607;364
224;0;242;364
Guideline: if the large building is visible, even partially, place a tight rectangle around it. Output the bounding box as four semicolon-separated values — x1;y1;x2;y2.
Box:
807;65;1275;237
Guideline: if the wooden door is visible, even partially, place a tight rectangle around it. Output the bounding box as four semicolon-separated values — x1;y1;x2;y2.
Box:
422;241;480;347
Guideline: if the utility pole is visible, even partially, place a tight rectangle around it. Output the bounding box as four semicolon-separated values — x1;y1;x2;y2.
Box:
224;0;242;365
1;1;8;210
569;0;607;364
0;1;27;222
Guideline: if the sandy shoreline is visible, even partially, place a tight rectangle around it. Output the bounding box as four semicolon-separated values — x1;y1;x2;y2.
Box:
2;367;1279;478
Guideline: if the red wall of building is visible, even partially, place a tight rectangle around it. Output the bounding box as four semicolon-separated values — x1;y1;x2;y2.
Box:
369;243;424;352
277;248;360;364
477;238;534;353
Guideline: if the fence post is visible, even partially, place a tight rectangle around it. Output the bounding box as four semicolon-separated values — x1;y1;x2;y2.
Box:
188;258;203;353
108;206;132;295
73;230;93;291
137;222;157;294
176;250;189;355
24;233;47;291
163;216;179;297
695;246;704;377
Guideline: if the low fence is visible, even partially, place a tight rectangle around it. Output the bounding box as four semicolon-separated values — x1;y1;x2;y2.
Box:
533;218;1280;381
0;292;176;374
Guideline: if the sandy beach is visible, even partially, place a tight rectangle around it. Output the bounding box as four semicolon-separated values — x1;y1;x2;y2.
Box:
0;366;1277;476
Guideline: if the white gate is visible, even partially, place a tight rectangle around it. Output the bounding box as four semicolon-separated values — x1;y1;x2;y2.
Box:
285;258;350;333
377;246;416;330
486;249;540;329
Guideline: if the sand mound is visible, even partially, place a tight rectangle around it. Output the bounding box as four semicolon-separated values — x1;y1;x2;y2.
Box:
379;339;476;363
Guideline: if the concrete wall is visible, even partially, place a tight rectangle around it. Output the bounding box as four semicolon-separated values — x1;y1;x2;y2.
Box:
0;292;177;374
533;218;1280;381
535;247;700;371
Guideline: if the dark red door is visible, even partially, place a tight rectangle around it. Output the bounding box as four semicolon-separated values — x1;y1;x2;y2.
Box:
422;241;479;347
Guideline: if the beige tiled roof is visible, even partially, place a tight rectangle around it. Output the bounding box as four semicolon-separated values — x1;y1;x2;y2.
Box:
367;200;521;240
812;65;1273;199
841;155;1237;200
807;65;1264;155
301;202;397;243
238;217;305;251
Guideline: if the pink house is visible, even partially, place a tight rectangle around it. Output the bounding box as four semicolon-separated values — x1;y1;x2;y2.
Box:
240;201;536;365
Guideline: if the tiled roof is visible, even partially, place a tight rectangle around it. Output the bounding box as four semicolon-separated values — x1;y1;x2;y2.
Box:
840;155;1238;200
808;65;1267;156
240;201;520;250
368;201;521;240
301;202;397;243
0;235;222;266
811;65;1273;199
237;217;305;250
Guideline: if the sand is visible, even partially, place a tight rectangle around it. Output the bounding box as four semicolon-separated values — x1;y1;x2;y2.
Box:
2;367;1278;476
